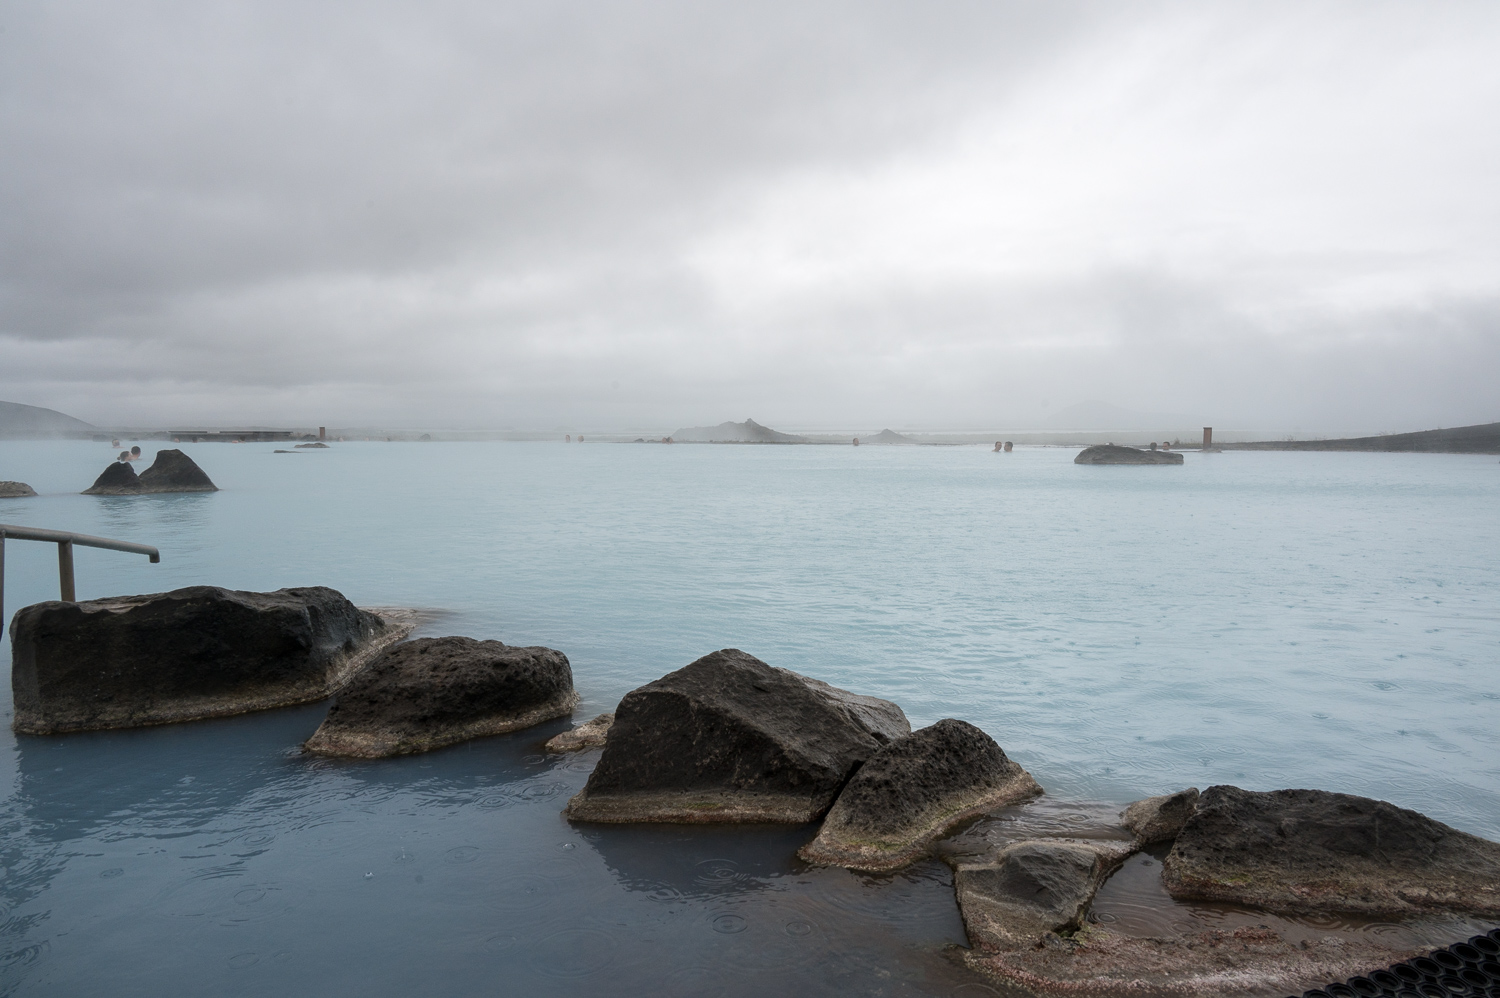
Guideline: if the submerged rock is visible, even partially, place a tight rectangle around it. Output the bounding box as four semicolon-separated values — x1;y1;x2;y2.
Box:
955;839;1135;951
799;718;1041;872
82;449;217;494
304;636;578;758
83;460;141;494
0;481;37;497
10;586;409;734
1120;788;1200;845
1163;785;1500;918
564;649;909;824
1074;444;1184;465
546;712;613;753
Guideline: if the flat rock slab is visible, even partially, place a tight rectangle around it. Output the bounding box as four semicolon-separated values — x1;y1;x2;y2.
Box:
564;648;909;824
83;449;217;494
1164;786;1500;918
1074;444;1184;465
546;712;613;753
955;839;1136;952
799;718;1042;872
962;924;1430;998
0;481;37;497
1121;788;1200;846
10;586;408;733
305;636;577;758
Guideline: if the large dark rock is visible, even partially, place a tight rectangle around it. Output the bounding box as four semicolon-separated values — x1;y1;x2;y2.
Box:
0;481;37;497
137;449;217;492
564;649;910;823
799;718;1042;871
304;636;578;758
83;461;141;494
1074;444;1184;465
82;449;216;495
10;586;410;733
1163;785;1500;917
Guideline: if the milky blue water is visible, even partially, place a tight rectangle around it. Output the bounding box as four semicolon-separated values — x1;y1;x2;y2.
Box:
1;440;1497;995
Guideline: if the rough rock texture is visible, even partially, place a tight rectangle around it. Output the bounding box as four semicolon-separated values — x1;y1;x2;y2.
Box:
1121;788;1200;846
83;461;141;494
0;481;38;497
83;450;217;494
10;586;409;733
961;924;1429;998
564;649;909;823
305;636;577;758
546;712;613;753
799;718;1042;872
1163;785;1500;917
1075;444;1185;465
956;839;1136;951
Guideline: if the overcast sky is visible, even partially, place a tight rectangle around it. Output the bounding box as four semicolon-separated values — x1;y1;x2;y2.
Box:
2;1;1497;433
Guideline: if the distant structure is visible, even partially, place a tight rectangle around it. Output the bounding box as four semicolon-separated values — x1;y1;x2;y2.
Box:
318;426;326;441
1202;427;1213;450
167;430;295;443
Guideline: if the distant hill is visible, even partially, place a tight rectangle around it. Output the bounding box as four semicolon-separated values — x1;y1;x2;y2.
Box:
1044;400;1197;431
865;428;916;444
0;400;98;439
671;418;809;443
1225;422;1500;454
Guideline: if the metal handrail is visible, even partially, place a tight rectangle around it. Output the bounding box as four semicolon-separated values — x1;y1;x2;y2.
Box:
0;523;160;624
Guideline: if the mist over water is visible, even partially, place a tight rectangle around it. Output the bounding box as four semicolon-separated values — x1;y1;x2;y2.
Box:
1;441;1496;993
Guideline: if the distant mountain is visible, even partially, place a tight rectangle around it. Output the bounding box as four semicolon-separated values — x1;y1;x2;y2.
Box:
1044;400;1197;431
670;418;809;443
866;428;916;444
1226;421;1500;454
0;400;98;439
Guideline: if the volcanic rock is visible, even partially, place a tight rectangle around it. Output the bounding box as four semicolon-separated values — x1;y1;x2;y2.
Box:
82;449;217;494
954;839;1135;951
0;481;37;497
799;718;1042;872
305;636;578;758
10;586;409;734
1163;785;1500;917
546;712;614;753
136;449;217;491
1074;444;1184;465
1120;788;1200;846
83;460;141;494
564;649;909;823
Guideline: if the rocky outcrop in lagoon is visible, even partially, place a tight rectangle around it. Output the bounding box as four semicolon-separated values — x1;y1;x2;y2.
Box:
1163;785;1500;918
955;838;1135;951
10;586;409;733
799;718;1041;872
305;636;577;758
1074;444;1184;465
1120;787;1200;846
0;481;37;497
83;449;217;494
564;649;909;823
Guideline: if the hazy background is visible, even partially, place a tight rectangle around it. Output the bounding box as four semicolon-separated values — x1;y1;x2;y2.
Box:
2;0;1497;434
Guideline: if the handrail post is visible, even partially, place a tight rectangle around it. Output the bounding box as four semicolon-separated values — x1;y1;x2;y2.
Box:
58;540;76;602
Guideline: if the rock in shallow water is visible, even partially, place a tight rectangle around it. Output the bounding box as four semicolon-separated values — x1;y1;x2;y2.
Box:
955;839;1135;951
1163;785;1500;918
1120;787;1200;846
304;636;578;757
1074;444;1184;465
0;481;37;497
82;449;216;494
564;648;909;823
799;718;1042;872
10;586;408;733
545;712;613;753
